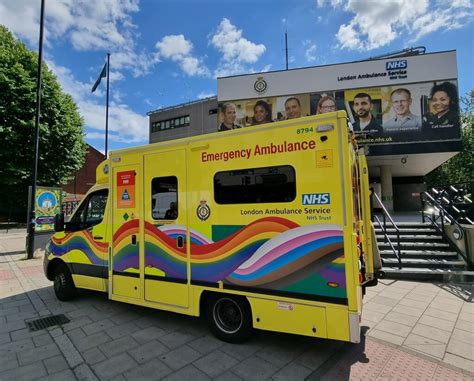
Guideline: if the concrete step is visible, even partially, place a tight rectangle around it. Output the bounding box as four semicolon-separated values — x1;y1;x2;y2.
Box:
379;249;458;259
376;234;445;242
381;268;474;282
382;258;466;269
377;241;451;250
390;222;432;227
374;228;438;235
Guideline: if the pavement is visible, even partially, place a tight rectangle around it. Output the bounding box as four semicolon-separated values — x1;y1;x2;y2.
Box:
0;231;473;380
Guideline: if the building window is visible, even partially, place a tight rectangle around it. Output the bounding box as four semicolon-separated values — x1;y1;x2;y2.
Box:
150;115;191;133
151;177;178;220
214;165;296;204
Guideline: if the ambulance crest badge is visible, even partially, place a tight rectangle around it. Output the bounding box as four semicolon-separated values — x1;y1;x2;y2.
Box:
197;200;210;221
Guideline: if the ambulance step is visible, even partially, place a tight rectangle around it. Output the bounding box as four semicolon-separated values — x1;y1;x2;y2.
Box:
381;268;474;282
382;258;466;269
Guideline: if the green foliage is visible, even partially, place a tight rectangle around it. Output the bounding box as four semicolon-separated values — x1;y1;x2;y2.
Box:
425;90;474;188
0;25;87;220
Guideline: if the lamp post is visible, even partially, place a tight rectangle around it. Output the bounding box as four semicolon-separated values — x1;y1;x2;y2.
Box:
26;0;45;259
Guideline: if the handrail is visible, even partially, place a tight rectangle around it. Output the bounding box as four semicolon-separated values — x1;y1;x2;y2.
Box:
428;181;473;224
372;191;402;269
421;191;472;269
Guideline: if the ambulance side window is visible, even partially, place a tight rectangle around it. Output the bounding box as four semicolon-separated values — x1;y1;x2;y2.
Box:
214;165;296;204
68;190;108;231
151;177;178;220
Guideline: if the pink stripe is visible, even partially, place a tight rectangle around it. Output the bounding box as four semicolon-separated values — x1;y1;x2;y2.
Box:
163;229;186;235
234;230;342;275
163;229;208;244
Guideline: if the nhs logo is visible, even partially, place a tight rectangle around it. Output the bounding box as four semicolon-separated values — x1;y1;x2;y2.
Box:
302;193;330;205
386;60;407;70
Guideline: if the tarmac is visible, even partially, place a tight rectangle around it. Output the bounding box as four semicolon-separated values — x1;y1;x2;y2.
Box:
0;230;473;380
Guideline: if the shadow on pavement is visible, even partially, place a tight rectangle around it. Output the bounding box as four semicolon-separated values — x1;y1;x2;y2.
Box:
435;282;473;302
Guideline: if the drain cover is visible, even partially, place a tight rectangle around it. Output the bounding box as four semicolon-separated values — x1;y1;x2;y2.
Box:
26;314;70;332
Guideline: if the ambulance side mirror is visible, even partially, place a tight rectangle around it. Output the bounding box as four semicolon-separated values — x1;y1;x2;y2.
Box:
54;213;65;232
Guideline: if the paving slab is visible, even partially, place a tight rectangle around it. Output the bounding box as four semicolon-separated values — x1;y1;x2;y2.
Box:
159;344;202;370
231;355;279;381
92;352;138;380
128;339;168;364
193;350;239;378
123;358;172;380
444;352;474;373
162;364;212;381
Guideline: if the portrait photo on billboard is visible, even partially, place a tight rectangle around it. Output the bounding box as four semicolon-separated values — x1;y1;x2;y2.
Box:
275;94;311;121
310;91;346;115
381;81;460;143
421;81;461;141
344;88;385;144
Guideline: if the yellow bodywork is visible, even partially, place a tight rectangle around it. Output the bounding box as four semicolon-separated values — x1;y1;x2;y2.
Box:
46;111;374;343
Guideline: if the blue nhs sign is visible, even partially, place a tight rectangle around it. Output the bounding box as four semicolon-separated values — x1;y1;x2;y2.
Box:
302;193;330;205
386;60;407;70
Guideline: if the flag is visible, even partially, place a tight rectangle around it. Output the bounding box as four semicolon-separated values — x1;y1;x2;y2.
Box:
91;63;107;92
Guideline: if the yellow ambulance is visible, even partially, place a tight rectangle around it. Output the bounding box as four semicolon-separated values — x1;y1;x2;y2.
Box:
44;111;379;343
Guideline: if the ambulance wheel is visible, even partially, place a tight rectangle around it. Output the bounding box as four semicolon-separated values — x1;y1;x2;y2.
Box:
205;294;253;343
53;264;76;301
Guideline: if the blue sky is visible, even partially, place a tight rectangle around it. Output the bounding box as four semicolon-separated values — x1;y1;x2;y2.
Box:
1;0;473;153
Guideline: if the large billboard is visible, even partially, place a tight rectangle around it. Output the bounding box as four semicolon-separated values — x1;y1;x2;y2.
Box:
217;51;461;155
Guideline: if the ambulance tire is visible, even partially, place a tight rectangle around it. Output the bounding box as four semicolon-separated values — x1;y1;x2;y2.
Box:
205;294;253;343
53;264;76;301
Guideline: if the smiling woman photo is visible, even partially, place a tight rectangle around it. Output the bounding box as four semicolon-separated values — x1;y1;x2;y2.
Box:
423;82;459;129
251;100;273;125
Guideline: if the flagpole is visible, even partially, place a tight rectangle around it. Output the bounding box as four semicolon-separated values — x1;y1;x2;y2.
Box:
105;53;110;159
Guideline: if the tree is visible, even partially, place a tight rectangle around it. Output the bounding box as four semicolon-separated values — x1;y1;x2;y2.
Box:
0;26;87;221
424;90;474;188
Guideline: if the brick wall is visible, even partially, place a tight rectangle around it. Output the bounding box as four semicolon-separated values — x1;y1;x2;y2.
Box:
63;145;104;195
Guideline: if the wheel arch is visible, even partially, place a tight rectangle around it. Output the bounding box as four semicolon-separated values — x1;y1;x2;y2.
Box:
199;290;252;318
46;258;73;281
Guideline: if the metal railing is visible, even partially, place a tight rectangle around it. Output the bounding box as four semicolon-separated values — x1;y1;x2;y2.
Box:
428;182;473;225
421;191;472;269
372;191;402;269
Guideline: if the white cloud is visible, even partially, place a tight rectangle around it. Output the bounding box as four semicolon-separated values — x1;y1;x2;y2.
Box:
197;91;216;99
331;0;473;50
156;35;192;59
303;40;317;62
156;34;209;77
0;0;157;78
47;60;148;145
316;0;343;8
211;18;266;64
210;18;266;77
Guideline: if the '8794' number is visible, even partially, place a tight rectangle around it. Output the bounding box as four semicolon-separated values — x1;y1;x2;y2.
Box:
296;127;313;134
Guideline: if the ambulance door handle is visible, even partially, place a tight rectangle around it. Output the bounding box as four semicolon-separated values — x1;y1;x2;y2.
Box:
93;236;103;240
131;235;137;245
176;235;184;248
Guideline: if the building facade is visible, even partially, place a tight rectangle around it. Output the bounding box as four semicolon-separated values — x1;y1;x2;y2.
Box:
148;96;218;143
147;51;461;212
